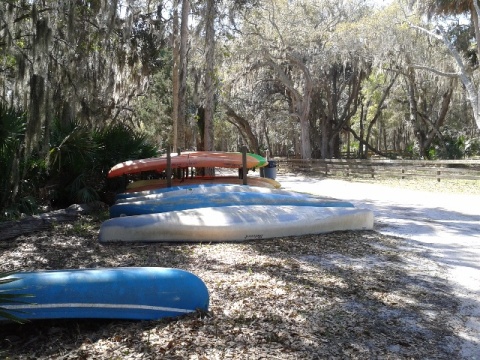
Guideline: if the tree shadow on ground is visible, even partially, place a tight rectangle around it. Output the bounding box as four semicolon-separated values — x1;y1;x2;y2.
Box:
0;221;470;358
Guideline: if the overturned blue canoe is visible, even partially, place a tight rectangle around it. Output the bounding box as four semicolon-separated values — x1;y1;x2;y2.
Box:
116;184;310;204
109;191;354;218
0;267;209;321
116;183;224;201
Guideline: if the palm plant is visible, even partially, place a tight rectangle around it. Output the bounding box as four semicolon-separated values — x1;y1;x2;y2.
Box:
49;119;98;175
94;123;158;173
0;103;27;214
411;0;470;16
93;123;158;193
47;119;99;205
47;121;158;205
0;271;32;324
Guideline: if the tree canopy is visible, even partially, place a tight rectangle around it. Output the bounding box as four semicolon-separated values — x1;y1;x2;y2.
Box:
1;0;479;163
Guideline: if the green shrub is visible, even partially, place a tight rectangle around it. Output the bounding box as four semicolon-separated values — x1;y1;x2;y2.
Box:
0;101;160;214
46;121;158;206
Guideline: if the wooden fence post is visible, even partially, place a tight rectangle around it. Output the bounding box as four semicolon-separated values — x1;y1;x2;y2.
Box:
275;158;480;181
166;147;172;188
242;146;248;185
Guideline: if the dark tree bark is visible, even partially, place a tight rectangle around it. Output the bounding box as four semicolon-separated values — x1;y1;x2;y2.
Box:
204;0;216;153
178;0;189;151
0;204;101;241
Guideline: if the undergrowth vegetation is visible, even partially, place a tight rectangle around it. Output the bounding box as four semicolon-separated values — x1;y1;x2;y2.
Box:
0;271;31;324
0;103;157;219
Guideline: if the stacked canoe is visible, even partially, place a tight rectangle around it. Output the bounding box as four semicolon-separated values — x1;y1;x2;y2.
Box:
109;150;281;190
108;151;269;178
1;152;374;322
101;151;374;243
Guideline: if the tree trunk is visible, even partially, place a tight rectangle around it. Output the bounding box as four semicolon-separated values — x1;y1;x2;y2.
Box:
0;204;96;241
178;0;189;151
417;24;480;129
196;106;205;151
419;79;455;155
359;104;366;158
204;0;215;152
264;121;272;157
172;1;180;149
471;2;480;62
288;55;312;159
365;72;399;155
320;115;329;159
224;104;260;153
405;64;422;153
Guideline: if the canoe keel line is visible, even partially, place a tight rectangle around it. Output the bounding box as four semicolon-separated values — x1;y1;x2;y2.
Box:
3;303;195;314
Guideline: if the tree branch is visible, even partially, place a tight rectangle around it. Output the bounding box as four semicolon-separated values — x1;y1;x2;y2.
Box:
345;126;394;159
223;103;260;153
408;22;473;85
410;64;459;78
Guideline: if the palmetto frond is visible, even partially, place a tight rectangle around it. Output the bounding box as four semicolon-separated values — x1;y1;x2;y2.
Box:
0;271;32;324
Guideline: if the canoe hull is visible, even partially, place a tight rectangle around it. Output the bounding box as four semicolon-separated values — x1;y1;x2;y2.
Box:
125;176;281;191
108;151;267;178
109;192;354;217
100;205;374;243
116;184;323;203
0;267;209;320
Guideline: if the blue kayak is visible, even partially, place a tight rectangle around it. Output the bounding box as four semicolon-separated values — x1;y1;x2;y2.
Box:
0;267;209;321
109;191;354;218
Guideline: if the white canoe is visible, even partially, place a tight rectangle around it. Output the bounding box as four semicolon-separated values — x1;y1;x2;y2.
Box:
99;205;374;243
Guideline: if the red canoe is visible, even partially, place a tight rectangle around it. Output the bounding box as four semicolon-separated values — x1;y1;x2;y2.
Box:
108;151;267;178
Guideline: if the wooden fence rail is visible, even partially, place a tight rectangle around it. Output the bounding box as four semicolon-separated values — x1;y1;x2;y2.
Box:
274;158;480;182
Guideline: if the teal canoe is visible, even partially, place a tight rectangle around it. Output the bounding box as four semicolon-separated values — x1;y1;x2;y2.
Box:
109;191;354;218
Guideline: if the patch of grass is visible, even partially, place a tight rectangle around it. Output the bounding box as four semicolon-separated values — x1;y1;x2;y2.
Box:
348;176;480;195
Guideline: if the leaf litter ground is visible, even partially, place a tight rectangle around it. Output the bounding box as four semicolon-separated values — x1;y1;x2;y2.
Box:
0;214;463;359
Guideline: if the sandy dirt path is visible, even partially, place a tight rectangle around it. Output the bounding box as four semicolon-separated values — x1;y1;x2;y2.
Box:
276;174;480;358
